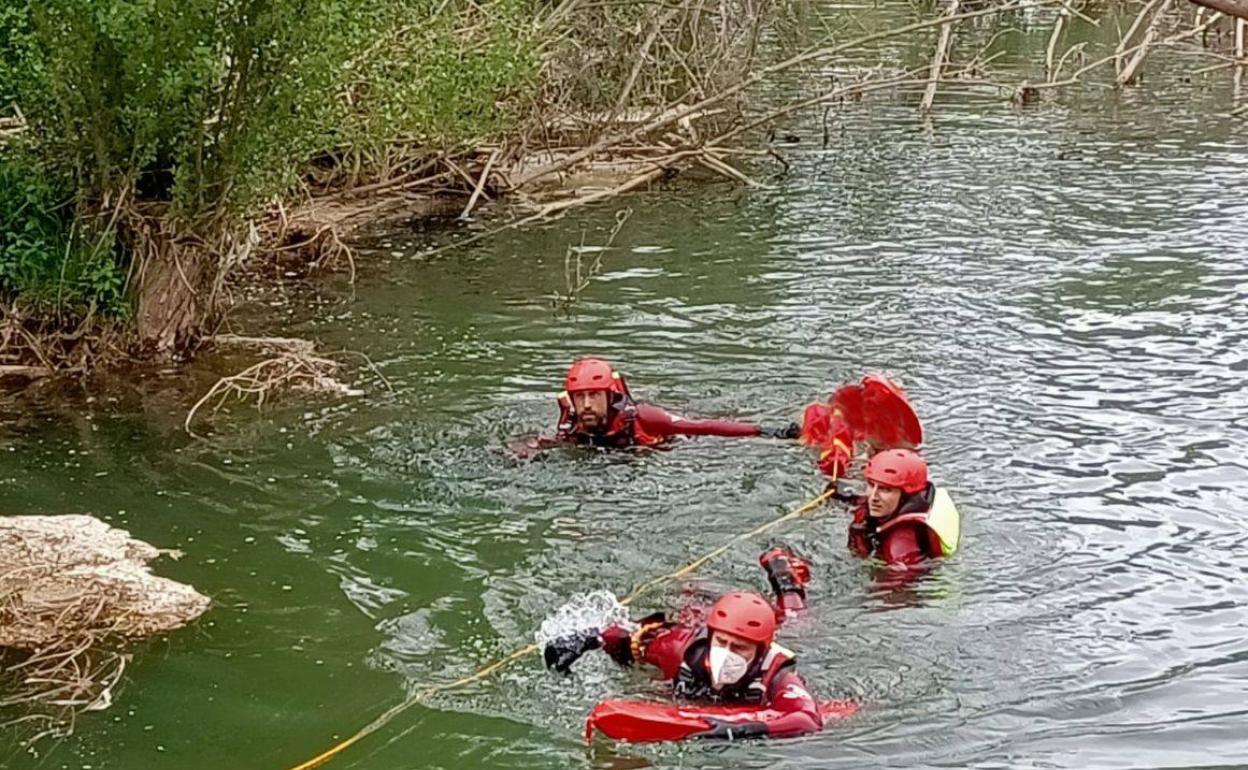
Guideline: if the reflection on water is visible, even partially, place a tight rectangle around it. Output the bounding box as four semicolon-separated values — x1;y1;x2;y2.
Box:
3;6;1248;770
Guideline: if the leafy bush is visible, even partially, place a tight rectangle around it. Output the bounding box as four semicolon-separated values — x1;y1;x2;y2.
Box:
0;155;126;313
2;1;537;223
0;0;538;331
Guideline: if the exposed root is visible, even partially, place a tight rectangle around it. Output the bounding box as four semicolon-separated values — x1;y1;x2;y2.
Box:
0;301;126;378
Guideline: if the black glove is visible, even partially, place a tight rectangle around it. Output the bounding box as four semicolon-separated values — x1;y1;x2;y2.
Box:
543;630;602;674
825;478;861;502
692;717;768;740
760;547;808;599
765;422;801;440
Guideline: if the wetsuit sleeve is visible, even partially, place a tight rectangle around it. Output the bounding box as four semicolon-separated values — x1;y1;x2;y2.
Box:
639;625;697;680
760;669;823;738
880;523;927;567
760;548;809;616
598;620;695;682
634;404;762;439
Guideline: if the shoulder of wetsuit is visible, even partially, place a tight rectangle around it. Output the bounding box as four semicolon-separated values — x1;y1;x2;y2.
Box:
632;402;674;423
683;627;710;658
610;390;637;413
763;660;805;701
896;483;936;515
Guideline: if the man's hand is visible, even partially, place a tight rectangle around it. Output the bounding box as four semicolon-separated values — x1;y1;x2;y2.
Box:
826;478;861;503
543;630;602;674
764;422;801;440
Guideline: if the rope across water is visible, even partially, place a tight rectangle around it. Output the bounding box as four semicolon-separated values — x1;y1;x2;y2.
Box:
283;486;835;770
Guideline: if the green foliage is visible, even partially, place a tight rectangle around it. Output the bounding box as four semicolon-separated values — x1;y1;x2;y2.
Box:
0;4;36;112
0;0;539;326
342;0;537;151
0;155;126;313
1;0;538;223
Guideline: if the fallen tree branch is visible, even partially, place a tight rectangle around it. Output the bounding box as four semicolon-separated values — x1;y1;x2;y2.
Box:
420;150;697;259
509;0;1060;188
699;149;771;188
922;0;963;113
185;349;364;436
459;148;500;219
1036;11;1225;89
1119;0;1177;86
1118;0;1162;77
709;67;990;147
0;365;52;380
1046;2;1070;81
210;334;317;354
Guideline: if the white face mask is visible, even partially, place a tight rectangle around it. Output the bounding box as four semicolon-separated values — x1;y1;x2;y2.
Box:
709;645;750;689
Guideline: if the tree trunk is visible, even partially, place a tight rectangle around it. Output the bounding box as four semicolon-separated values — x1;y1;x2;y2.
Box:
128;216;220;356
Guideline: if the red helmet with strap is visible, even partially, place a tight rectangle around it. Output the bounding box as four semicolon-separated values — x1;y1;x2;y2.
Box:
864;448;928;494
564;357;622;393
706;592;776;646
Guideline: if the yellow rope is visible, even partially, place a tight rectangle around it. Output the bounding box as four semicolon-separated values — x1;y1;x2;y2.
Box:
282;486;834;770
621;487;833;605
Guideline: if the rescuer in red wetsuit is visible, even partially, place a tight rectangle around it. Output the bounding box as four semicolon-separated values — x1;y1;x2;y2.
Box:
844;449;961;566
543;550;821;740
525;357;798;452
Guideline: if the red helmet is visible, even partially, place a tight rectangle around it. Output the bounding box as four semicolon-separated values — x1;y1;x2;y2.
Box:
706;592;776;646
564;357;616;393
864;449;928;494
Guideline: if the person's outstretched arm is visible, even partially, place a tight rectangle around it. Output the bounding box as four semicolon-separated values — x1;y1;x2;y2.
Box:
634;404;797;440
543;615;695;680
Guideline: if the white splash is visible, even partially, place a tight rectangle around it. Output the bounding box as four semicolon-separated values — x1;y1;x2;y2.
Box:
534;590;633;647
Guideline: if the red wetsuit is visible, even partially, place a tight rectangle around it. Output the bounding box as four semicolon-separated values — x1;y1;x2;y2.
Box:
594;615;822;739
848;483;943;566
556;388;761;449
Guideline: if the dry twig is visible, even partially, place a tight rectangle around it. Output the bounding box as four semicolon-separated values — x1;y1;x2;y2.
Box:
184;350;364;436
1119;0;1178;85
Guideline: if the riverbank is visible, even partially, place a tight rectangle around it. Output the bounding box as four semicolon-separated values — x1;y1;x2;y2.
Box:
1;0;1244;388
0;0;781;372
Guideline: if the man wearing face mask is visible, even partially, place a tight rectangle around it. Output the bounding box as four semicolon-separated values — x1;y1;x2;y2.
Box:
543;551;822;740
514;357;799;456
845;448;960;566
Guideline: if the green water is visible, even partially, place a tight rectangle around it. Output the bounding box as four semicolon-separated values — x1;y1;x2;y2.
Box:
4;4;1248;769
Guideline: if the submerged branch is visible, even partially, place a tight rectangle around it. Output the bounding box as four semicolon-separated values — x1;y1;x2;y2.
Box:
921;0;963;113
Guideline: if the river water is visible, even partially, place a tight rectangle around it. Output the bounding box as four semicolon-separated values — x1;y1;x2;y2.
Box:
4;5;1248;769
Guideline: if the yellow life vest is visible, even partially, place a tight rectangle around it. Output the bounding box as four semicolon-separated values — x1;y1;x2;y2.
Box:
925;487;961;557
